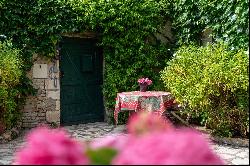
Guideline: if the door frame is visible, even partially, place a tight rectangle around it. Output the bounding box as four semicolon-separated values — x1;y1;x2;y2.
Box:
58;32;105;125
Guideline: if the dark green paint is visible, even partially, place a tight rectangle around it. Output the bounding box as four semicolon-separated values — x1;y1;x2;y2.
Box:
60;37;104;125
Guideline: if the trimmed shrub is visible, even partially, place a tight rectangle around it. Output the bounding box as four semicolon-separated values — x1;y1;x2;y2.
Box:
0;40;23;129
160;43;249;137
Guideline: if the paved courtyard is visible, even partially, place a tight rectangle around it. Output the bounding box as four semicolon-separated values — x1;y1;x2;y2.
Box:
0;122;249;165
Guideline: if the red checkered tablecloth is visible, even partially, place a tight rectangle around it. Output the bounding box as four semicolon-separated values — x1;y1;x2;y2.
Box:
114;91;174;125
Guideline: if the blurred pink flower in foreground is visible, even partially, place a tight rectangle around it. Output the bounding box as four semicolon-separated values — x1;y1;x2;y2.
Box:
112;128;224;165
90;134;129;151
127;112;174;136
13;112;224;165
14;126;89;165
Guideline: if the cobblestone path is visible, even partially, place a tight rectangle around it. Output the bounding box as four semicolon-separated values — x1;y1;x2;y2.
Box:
0;122;248;165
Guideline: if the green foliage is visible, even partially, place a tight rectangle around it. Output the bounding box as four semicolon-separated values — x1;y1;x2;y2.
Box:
160;43;249;137
86;147;118;165
170;0;205;46
0;40;22;128
206;107;249;137
0;0;83;56
170;0;249;50
200;0;249;50
84;0;172;110
1;0;248;127
0;0;172;125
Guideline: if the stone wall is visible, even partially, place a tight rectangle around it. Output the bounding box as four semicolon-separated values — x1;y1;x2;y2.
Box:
201;28;213;46
154;20;175;45
21;55;60;128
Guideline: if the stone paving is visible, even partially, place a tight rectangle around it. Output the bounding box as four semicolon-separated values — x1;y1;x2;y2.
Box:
0;122;249;165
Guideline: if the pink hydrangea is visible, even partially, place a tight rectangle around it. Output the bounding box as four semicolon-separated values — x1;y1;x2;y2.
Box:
127;112;174;136
14;126;89;165
89;134;129;151
112;128;225;165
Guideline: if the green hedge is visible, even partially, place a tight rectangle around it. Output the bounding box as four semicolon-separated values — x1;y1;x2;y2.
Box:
160;43;249;137
0;40;23;128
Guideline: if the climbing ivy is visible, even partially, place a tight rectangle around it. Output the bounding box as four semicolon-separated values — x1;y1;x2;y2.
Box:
200;0;249;50
87;1;172;109
170;0;249;50
0;0;248;125
0;0;172;124
170;0;205;46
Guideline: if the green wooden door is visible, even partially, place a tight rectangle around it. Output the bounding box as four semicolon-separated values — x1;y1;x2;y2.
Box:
60;37;104;125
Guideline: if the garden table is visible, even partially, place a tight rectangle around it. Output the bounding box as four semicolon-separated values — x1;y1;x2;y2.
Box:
114;91;175;125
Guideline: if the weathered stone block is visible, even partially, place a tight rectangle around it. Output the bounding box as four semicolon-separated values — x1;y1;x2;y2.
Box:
37;108;46;113
37;101;45;109
37;96;47;101
47;90;60;99
23;103;36;111
38;112;46;117
22;109;36;113
22;119;38;123
201;28;213;46
22;123;33;128
46;111;60;123
31;116;38;120
22;112;38;117
38;117;46;121
44;99;56;108
33;79;45;89
33;64;48;78
56;100;60;111
154;20;174;44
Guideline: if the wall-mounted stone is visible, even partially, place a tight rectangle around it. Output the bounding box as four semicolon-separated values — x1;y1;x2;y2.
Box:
33;64;48;79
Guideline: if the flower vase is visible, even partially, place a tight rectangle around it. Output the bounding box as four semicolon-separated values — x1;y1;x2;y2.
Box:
139;83;148;92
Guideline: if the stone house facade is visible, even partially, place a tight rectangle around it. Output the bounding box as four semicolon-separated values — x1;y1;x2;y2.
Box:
21;22;211;128
22;32;105;128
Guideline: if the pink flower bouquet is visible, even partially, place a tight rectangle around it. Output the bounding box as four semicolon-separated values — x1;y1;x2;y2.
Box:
137;77;152;85
138;78;152;92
